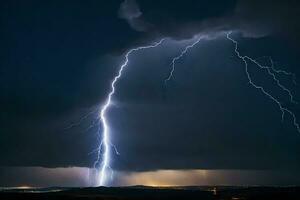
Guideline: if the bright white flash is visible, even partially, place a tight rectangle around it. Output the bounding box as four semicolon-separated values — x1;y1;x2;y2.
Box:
94;39;165;186
164;36;202;84
226;31;300;133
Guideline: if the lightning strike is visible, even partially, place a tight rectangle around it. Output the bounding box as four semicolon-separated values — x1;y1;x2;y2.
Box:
164;36;202;84
226;31;300;133
94;39;165;186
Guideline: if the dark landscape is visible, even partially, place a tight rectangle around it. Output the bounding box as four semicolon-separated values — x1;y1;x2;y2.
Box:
1;186;300;200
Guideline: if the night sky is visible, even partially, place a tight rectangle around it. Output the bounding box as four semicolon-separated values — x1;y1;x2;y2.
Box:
1;0;300;187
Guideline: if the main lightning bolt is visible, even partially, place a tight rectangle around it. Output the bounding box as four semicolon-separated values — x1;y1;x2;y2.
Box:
226;31;300;133
94;39;165;186
164;36;202;84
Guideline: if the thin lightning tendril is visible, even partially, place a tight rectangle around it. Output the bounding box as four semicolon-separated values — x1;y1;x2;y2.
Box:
164;36;202;84
269;57;297;85
226;31;300;133
239;53;297;104
64;108;99;130
95;39;165;186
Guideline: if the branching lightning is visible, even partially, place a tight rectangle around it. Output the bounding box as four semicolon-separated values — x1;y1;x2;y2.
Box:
226;31;300;133
63;31;299;186
162;31;299;133
94;39;165;186
269;57;297;86
164;36;202;84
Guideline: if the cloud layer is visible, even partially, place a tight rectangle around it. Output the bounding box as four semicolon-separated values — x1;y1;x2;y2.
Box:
119;0;300;39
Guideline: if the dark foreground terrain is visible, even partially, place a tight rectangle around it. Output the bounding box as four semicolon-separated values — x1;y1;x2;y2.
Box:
1;186;300;200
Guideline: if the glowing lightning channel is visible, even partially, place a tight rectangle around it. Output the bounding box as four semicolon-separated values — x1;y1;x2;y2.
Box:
164;36;202;84
226;31;300;133
94;39;165;186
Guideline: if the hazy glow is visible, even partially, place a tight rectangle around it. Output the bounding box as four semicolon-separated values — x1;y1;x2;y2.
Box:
117;169;300;186
0;167;91;187
15;185;32;189
118;170;210;186
1;167;300;187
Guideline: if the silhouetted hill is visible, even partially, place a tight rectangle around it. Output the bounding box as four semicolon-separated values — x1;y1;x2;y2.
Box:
1;186;300;200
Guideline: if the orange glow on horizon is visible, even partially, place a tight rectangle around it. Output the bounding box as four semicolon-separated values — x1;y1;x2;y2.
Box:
16;185;32;189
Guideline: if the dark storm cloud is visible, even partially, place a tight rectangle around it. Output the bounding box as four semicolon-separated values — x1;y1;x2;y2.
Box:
0;0;300;178
119;0;300;39
0;0;134;167
118;0;150;32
